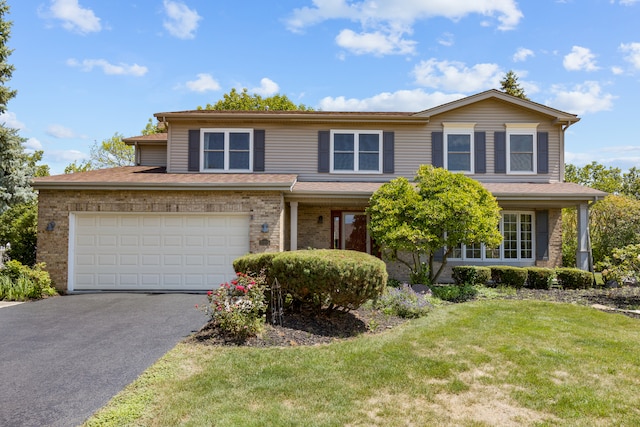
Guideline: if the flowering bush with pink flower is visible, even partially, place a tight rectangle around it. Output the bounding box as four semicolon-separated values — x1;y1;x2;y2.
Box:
204;272;267;340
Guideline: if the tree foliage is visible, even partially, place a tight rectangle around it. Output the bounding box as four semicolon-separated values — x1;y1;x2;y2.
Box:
499;70;529;100
65;132;134;173
0;1;39;212
367;165;502;284
565;162;623;194
0;200;37;265
199;88;313;111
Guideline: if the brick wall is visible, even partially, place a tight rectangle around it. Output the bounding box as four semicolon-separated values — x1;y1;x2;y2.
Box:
37;189;284;291
535;208;563;268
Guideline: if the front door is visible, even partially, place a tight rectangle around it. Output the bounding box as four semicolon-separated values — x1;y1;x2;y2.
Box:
332;211;371;253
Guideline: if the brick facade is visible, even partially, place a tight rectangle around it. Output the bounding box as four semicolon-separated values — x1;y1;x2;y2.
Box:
37;189;284;291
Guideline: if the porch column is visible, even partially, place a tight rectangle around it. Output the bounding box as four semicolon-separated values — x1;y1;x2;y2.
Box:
576;203;590;271
290;201;298;251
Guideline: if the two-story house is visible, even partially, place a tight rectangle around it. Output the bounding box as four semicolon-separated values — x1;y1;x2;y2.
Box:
33;90;606;292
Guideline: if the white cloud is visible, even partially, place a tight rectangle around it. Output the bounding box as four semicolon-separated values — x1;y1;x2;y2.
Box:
0;111;25;129
437;32;455;47
163;0;201;40
285;0;522;56
620;42;640;69
24;138;43;151
286;0;523;32
513;47;534;62
318;89;465;112
336;29;416;55
46;124;79;139
547;81;616;114
563;46;599;71
611;66;625;75
49;149;89;163
251;78;280;96
67;58;148;76
45;0;102;34
412;59;503;92
185;73;220;93
616;0;639;5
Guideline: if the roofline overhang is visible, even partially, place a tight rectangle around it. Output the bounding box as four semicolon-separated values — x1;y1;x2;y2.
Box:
32;182;296;191
153;112;429;125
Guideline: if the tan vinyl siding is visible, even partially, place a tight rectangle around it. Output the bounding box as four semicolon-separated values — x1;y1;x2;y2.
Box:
166;99;564;183
139;145;167;167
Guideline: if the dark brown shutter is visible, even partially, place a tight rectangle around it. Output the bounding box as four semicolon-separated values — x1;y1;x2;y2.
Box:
537;132;549;174
318;130;330;173
253;129;265;172
383;131;394;173
474;131;486;174
432;132;443;168
494;131;506;174
188;129;200;172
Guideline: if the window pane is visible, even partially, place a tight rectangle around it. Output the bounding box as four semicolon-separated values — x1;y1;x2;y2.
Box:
334;134;354;152
520;214;533;259
334;153;354;170
448;153;471;171
449;243;462;259
503;214;518;259
359;134;380;152
229;151;249;169
466;243;482;259
447;134;470;152
359;153;379;171
510;134;533;152
511;153;533;171
343;213;368;252
204;132;224;150
229;132;250;150
204;151;223;169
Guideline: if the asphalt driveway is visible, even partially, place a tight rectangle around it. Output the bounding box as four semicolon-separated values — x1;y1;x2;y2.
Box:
0;293;209;427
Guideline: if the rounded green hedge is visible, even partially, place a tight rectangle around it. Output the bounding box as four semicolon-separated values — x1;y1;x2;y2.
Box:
452;266;491;286
234;250;388;310
556;267;594;289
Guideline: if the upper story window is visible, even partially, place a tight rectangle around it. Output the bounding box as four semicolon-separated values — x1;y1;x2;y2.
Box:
506;124;538;174
330;130;382;173
443;123;475;173
200;128;253;172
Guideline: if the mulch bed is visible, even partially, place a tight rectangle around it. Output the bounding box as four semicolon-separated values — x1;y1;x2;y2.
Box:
187;286;640;348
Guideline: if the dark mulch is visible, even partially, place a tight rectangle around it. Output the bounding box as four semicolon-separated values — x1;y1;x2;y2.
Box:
188;307;407;347
187;286;640;348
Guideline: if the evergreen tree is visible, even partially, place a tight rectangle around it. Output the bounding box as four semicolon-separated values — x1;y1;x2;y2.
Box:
499;70;529;100
0;0;35;212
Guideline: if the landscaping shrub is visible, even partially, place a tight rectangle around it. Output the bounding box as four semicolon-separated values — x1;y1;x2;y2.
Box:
597;244;640;286
555;267;594;289
203;272;267;341
374;284;432;318
269;249;388;311
0;260;56;301
233;252;278;281
431;284;478;303
489;266;528;288
525;267;555;290
452;266;491;286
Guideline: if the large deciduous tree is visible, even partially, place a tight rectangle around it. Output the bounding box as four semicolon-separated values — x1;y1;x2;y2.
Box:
367;165;502;284
199;88;312;111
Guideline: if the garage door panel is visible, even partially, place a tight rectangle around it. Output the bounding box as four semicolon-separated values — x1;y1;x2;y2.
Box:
72;213;250;291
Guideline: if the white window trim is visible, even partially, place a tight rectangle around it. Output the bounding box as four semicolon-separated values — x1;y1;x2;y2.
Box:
443;122;475;174
330;129;383;174
200;128;253;172
506;123;538;175
447;211;535;262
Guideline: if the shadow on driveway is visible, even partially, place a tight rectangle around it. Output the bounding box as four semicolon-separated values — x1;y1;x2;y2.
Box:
0;293;209;427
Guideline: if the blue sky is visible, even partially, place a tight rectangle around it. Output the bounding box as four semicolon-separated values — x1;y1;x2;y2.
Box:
4;0;640;175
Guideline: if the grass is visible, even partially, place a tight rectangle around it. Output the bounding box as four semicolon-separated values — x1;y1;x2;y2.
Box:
85;300;640;426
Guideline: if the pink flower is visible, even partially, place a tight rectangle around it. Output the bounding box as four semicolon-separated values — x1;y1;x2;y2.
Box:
195;304;198;309
207;290;213;296
231;280;238;285
236;285;246;293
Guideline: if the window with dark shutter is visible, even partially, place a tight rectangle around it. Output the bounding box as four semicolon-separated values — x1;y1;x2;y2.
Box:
253;129;265;172
318;130;330;173
188;129;200;172
475;131;486;174
494;131;506;174
537;132;549;174
383;131;394;173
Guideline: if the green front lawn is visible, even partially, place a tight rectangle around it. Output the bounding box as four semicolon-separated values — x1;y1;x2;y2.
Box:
85;300;640;426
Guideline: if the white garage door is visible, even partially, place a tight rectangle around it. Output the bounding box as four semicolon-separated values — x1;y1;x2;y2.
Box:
70;213;250;291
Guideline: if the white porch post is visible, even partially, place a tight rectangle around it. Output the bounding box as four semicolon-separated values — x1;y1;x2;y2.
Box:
576;203;590;271
290;201;298;251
